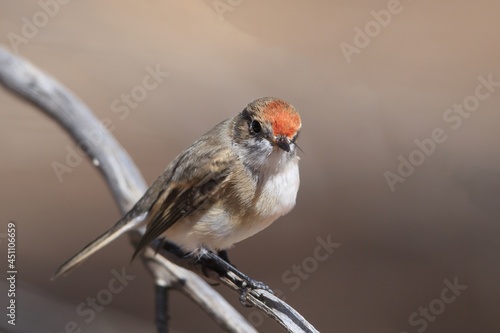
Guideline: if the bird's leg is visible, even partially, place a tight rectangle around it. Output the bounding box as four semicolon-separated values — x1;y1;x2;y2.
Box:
159;240;187;257
159;241;273;305
215;250;268;291
199;250;273;306
217;249;231;265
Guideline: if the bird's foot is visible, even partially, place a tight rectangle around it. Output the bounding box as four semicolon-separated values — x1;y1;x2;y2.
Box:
188;249;274;306
239;278;273;307
242;278;272;293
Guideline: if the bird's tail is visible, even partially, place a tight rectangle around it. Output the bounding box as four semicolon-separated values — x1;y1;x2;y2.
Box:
52;213;143;280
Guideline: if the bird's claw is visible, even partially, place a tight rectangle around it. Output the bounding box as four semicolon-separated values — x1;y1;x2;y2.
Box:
247;279;273;293
239;279;273;307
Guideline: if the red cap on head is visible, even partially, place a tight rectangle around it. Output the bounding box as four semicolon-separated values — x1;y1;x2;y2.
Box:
261;99;301;138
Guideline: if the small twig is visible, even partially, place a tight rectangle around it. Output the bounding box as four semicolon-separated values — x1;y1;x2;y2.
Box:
157;243;320;333
0;45;320;333
155;284;170;333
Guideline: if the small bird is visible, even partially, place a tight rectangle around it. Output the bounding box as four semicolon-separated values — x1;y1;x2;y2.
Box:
53;97;302;282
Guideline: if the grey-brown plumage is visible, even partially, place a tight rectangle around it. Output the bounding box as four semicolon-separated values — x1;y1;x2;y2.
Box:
53;97;301;279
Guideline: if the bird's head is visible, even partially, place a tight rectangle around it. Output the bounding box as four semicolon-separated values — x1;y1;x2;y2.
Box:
233;97;301;172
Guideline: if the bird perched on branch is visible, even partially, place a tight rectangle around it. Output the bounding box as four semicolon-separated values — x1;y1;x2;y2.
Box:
53;97;302;291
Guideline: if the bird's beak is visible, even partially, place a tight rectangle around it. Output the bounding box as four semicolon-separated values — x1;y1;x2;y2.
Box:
274;136;291;152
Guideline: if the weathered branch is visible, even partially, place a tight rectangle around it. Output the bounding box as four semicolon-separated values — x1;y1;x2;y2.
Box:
0;45;320;333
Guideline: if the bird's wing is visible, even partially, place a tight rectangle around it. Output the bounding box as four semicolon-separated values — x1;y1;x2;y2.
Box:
132;169;230;258
53;120;233;279
132;139;233;258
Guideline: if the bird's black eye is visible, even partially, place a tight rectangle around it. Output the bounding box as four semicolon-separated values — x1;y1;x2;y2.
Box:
250;120;262;134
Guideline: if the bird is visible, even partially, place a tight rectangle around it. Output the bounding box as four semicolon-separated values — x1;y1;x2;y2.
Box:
53;97;302;285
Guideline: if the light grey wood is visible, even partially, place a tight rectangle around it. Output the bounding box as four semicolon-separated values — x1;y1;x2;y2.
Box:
0;45;320;333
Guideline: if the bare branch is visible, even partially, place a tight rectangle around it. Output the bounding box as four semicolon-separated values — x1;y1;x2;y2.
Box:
0;45;320;333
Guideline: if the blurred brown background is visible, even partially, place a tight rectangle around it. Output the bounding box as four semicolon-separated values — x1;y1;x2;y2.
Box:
1;1;500;332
